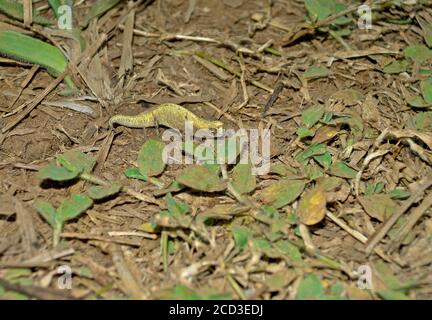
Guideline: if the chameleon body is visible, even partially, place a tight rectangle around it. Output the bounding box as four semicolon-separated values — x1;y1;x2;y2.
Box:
109;103;223;130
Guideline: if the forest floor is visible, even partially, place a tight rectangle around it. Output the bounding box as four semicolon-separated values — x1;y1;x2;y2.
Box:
0;0;432;299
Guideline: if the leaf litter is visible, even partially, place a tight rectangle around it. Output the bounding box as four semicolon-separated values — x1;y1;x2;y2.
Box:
0;0;431;300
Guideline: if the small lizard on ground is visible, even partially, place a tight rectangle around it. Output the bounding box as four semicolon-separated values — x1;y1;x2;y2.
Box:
109;103;223;130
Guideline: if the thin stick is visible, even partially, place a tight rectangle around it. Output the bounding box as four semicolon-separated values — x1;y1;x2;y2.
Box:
387;192;432;253
1;69;67;133
365;176;432;255
262;80;284;115
226;274;247;300
326;212;393;262
326;211;368;243
4;65;39;115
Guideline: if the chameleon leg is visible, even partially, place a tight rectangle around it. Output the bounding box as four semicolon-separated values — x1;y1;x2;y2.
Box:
155;119;161;135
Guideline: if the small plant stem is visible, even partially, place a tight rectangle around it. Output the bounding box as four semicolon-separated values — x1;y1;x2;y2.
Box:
80;172;108;186
80;172;159;204
161;231;169;272
53;224;62;247
226;274;247;300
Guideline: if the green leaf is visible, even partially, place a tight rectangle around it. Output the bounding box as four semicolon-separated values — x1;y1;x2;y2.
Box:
259;179;306;209
0;0;53;25
0;31;75;89
406;94;432;108
34;200;58;228
332;113;364;137
270;163;299;177
374;261;403;289
404;45;432;64
387;188;411;200
265;273;293;291
382;60;408;74
261;205;279;219
57;150;96;174
297;274;326;300
203;163;220;174
303;66;330;80
314;151;332;169
82;0;123;27
303;163;324;180
124;167;148;181
378;290;409;300
304;0;348;24
420;69;432;76
329;161;357;179
420;77;432;104
4;268;32;282
176;165;226;192
57;194;93;222
252;238;272;252
330;282;345;299
215;134;242;165
412;111;432;131
166;193;189;216
295;143;327;164
230;163;256;194
137;139;166;177
155;284;201;300
48;0;73;18
87;183;121;200
231;226;252;250
275;240;302;262
206;293;232;300
153;180;184;196
321;112;333;123
364;181;385;195
297;127;314;138
286;212;298;224
374;261;410;300
305;0;333;21
302;105;325;128
316;176;344;191
38;163;79;181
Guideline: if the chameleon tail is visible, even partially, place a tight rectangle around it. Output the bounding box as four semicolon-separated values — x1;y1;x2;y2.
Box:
109;113;155;128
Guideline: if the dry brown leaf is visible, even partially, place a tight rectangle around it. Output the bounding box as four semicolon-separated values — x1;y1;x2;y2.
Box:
311;125;340;144
358;194;398;222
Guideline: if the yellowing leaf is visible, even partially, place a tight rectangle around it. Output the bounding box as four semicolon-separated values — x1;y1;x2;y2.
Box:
259;179;305;209
311;126;339;144
298;187;327;225
230;163;256;194
329;161;357;179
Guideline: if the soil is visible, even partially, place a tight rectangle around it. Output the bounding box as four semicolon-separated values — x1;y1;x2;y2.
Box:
0;0;431;300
